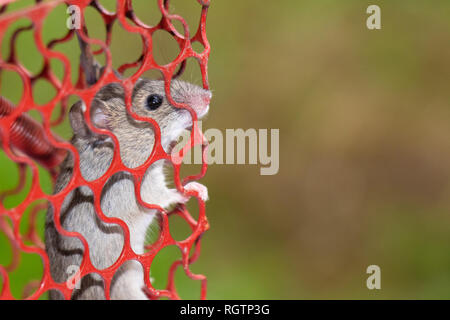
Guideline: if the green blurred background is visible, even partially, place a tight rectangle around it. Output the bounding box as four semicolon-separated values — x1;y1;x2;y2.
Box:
1;0;450;299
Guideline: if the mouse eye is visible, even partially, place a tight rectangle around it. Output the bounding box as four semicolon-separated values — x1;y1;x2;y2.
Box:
146;94;163;111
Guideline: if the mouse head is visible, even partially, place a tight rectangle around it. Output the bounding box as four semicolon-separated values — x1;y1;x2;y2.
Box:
69;79;211;168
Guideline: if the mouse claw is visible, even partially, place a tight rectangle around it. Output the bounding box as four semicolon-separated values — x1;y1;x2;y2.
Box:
183;182;209;202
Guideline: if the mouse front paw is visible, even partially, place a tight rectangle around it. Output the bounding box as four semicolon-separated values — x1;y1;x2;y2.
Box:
183;182;209;202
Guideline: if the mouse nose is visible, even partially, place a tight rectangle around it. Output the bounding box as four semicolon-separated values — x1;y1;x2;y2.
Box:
188;90;211;117
202;92;211;106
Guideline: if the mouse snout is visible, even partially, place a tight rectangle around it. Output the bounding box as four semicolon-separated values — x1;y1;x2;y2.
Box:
201;91;211;105
187;90;211;118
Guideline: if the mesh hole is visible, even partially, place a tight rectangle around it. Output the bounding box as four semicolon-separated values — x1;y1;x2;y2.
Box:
0;216;13;268
18;200;47;248
170;19;187;38
152;29;180;66
141;68;164;80
1;18;42;73
131;0;162;27
42;3;70;45
169;0;201;36
13;21;44;76
173;258;202;300
169;213;192;242
149;245;181;290
37;165;53;196
32;78;57;106
177;56;204;87
0;68;24;105
8;251;44;299
121;65;139;78
0;158;32;210
84;5;107;52
184;193;200;222
48;58;65;85
46;31;81;85
109;17;143;72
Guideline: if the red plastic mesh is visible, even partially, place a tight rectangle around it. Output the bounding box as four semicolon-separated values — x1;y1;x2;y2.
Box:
0;0;211;300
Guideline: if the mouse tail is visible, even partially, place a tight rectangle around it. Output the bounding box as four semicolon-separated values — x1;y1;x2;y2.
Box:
76;26;102;87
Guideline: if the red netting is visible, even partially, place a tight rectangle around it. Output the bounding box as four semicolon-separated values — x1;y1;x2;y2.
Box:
0;0;210;300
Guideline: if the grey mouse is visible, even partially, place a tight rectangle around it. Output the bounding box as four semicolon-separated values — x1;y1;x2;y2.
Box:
44;78;211;300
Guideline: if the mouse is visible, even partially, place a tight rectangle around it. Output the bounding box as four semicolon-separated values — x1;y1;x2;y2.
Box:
44;77;211;300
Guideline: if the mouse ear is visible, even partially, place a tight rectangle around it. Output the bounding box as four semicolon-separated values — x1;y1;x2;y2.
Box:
90;99;110;130
69;101;90;138
69;99;110;138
